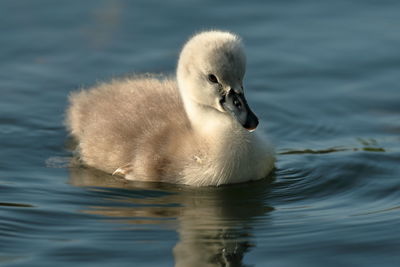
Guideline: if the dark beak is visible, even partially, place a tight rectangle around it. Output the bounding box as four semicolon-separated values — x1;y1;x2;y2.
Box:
220;89;259;131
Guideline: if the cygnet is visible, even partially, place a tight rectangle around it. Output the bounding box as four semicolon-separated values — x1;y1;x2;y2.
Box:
66;30;275;186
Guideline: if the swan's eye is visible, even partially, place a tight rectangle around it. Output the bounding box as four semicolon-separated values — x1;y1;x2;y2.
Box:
207;74;218;84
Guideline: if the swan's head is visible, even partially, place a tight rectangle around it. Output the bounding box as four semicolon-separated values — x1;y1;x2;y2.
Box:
177;30;258;131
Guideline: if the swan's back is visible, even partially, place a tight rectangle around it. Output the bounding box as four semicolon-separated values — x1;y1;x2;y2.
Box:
67;76;193;182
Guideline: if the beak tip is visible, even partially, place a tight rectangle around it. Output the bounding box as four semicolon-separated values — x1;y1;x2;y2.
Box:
246;127;257;132
244;118;259;132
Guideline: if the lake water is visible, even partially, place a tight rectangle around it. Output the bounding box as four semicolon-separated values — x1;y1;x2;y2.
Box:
1;0;400;266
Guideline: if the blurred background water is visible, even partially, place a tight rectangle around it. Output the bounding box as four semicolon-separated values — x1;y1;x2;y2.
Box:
1;0;400;266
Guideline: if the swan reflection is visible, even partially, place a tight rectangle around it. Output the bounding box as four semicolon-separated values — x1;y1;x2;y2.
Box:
69;167;274;266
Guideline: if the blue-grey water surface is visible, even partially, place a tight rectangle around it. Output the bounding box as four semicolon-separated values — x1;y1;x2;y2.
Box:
1;0;400;266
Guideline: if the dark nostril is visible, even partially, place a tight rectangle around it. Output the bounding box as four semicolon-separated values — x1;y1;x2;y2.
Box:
232;95;242;109
233;99;241;109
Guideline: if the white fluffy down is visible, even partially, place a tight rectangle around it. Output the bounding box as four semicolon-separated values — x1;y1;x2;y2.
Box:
66;30;275;186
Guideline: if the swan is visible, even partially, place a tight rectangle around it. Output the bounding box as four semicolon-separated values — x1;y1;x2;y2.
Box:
66;30;275;186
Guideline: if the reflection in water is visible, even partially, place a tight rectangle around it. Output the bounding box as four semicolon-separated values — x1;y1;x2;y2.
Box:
69;167;274;267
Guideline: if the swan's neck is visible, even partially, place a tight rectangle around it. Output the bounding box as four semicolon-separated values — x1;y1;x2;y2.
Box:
177;79;247;151
183;98;235;139
177;83;274;186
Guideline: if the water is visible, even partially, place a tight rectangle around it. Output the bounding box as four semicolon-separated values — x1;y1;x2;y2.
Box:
1;0;400;266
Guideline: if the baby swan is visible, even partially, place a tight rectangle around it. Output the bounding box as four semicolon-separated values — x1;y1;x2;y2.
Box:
66;30;275;186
